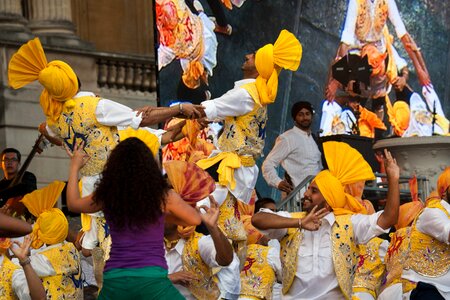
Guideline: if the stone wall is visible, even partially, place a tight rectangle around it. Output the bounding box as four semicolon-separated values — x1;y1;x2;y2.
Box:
158;0;450;199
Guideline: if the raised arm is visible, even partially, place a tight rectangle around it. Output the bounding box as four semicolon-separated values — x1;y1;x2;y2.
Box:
164;189;201;227
198;196;233;266
65;142;102;214
10;235;47;300
376;149;400;229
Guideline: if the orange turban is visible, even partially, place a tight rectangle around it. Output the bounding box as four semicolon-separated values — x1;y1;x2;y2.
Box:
315;142;375;215
254;30;302;105
437;167;450;199
361;44;387;77
395;201;423;230
8;38;78;123
21;181;68;249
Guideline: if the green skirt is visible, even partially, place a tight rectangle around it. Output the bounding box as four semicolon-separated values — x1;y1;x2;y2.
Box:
98;266;184;300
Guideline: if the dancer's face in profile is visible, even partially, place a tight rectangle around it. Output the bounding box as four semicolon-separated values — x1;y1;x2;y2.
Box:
302;181;328;213
241;53;257;78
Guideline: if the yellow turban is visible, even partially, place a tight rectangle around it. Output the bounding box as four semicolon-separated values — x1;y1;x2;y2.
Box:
21;181;68;249
315;142;375;215
437;167;450;199
254;29;302;105
8;38;78;123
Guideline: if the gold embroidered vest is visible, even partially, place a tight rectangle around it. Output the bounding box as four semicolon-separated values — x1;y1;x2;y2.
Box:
217;83;267;159
96;216;112;262
280;213;358;299
352;237;386;298
39;242;83;299
182;232;220;300
240;244;276;300
356;0;389;42
218;192;247;242
50;95;120;176
381;227;416;294
279;212;306;295
406;200;450;277
0;257;19;300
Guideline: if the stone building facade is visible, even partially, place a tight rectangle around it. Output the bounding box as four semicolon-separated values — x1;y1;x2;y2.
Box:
0;0;157;186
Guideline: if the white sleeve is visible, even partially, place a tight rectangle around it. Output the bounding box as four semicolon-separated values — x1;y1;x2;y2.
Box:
416;207;450;244
320;100;342;136
351;211;390;245
217;253;241;299
12;269;32;300
201;88;254;121
262;135;291;188
12;254;56;300
267;245;282;283
388;0;407;39
95;99;142;129
255;209;290;240
390;45;408;71
340;0;358;45
198;235;220;268
379;240;389;263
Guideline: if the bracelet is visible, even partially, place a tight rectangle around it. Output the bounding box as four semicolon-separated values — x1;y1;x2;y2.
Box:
298;218;302;229
179;103;183;114
19;257;31;267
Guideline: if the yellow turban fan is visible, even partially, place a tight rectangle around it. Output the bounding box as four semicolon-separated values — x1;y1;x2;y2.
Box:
437;167;450;199
20;181;68;249
254;29;302;105
8;38;78;123
315;142;375;215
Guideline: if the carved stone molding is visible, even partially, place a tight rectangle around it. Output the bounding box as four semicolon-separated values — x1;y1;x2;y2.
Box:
373;137;450;196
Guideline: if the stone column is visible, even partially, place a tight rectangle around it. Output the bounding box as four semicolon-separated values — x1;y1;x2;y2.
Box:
0;0;33;41
27;0;93;49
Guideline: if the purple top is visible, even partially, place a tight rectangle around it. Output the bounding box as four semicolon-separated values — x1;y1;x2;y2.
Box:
104;214;167;272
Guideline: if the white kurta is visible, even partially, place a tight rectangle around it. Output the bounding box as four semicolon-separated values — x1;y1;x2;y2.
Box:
165;236;241;300
262;126;322;189
258;209;389;300
341;0;407;53
201;79;259;204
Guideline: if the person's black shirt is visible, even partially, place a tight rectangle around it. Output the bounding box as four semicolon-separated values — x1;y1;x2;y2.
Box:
0;171;37;207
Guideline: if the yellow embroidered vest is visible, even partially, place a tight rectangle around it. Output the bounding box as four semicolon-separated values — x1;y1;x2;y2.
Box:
280;213;358;299
381;227;416;294
356;0;389;42
0;257;19;300
240;244;276;300
50;95;120;176
217;82;267;159
279;212;305;295
352;237;386;298
96;216;112;262
39;242;83;299
406;200;450;277
182;232;220;300
218;192;247;242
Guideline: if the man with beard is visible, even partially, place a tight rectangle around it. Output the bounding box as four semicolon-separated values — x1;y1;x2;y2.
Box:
262;101;322;194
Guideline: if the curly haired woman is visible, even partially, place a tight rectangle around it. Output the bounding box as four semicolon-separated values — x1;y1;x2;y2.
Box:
66;138;201;299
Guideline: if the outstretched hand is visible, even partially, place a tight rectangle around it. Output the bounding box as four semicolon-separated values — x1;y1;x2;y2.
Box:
197;195;220;228
300;206;329;231
65;141;90;171
383;149;399;181
180;103;206;119
168;271;198;286
10;234;33;262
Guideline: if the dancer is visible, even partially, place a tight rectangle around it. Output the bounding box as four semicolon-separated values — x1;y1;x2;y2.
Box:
252;143;400;299
66;137;202;299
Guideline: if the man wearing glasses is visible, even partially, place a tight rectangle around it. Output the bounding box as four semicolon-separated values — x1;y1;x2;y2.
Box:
0;148;37;210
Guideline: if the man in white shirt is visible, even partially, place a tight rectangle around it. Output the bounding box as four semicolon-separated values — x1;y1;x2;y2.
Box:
262;101;322;194
252;144;400;300
165;196;240;300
